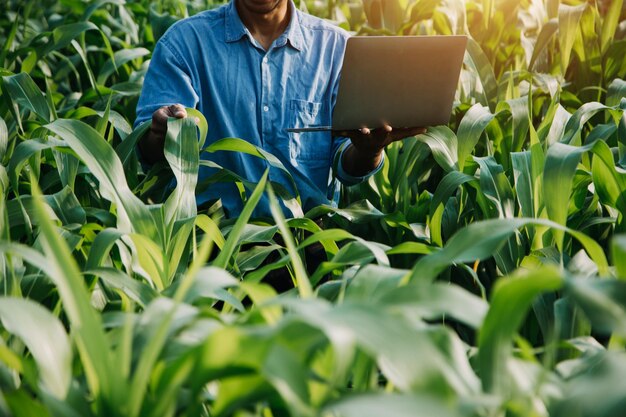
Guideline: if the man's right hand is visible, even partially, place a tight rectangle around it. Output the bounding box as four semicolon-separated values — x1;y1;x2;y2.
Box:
139;104;188;164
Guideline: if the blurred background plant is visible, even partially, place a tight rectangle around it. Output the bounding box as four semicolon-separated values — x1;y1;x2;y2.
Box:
1;0;626;416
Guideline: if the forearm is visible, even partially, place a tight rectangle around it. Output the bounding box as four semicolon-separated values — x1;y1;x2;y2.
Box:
138;129;166;165
340;143;383;177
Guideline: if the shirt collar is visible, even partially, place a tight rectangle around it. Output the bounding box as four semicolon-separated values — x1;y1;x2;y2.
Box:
224;0;304;52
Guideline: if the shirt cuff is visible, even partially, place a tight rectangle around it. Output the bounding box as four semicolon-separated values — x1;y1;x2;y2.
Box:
334;141;385;186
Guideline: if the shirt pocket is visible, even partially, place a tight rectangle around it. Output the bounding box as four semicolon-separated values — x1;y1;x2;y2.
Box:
288;99;331;163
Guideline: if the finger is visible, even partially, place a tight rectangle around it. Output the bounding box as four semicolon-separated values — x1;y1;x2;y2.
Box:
167;104;187;118
360;127;371;135
382;123;393;133
152;107;171;127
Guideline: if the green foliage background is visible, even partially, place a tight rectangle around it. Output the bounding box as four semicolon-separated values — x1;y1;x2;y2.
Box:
2;0;626;416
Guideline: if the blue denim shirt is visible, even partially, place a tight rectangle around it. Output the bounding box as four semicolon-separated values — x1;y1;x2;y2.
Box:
135;0;382;218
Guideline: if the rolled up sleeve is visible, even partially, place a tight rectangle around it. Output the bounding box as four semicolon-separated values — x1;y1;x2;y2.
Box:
134;36;199;129
332;139;385;186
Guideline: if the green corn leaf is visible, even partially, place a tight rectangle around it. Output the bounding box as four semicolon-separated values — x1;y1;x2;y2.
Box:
543;141;589;247
475;156;516;219
550;350;626;417
323;393;463;417
95;95;112;138
428;171;478;246
541;103;571;146
128;229;216;417
27;177;122;412
607;79;626;108
0;116;8;161
612;235;626;280
529;143;545;220
408;0;440;22
164;266;242;309
195;214;225;249
529;19;558;70
127;298;199;417
166;220;195;279
330;238;390;267
81;0;125;20
65;107;132;138
377;281;488;329
164;117;199;224
465;38;498;112
511;151;534;218
44;186;86;226
115;120;151;167
495;96;530;154
297;228;350;255
97;47;150;85
85;228;125;269
185;107;209;149
41;22;99;56
52;149;80;191
129;233;167;290
344;264;411;302
565;277;626;336
237;224;279;244
386;241;438;255
0;242;49;274
0;297;72;399
239;282;281;323
213;170;269;269
482;0;492;29
45;118;159;242
2;72;52;123
558;3;586;75
268;185;313;298
205;137;302;208
4;391;53;417
457;103;494;170
0;14;18;68
409;218;608;282
478;266;563;393
85;267;158;308
0;165;8;242
237;244;282;272
547;0;559;18
590;140;626;231
604;41;626;83
149;6;179;42
543;135;626;246
283;299;480;396
561;102;609;145
70;39;98;93
416;126;458;172
600;0;624;55
8;137;65;194
362;0;384;29
262;344;314;417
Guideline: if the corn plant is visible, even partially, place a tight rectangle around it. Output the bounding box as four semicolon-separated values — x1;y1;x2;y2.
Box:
2;1;626;417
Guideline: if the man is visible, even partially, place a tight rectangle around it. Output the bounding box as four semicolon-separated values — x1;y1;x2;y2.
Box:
135;0;424;218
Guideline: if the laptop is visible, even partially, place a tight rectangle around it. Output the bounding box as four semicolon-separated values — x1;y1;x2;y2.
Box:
287;35;467;133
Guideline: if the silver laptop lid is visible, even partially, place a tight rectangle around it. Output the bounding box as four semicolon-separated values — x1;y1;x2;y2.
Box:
331;35;467;131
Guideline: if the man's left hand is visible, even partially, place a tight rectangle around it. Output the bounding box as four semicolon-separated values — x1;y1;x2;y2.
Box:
335;124;427;177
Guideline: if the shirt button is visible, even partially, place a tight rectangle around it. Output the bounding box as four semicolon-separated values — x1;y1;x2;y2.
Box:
263;105;269;112
263;56;268;64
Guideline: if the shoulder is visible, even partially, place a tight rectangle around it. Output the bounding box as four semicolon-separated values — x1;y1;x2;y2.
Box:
159;5;227;47
297;10;350;42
